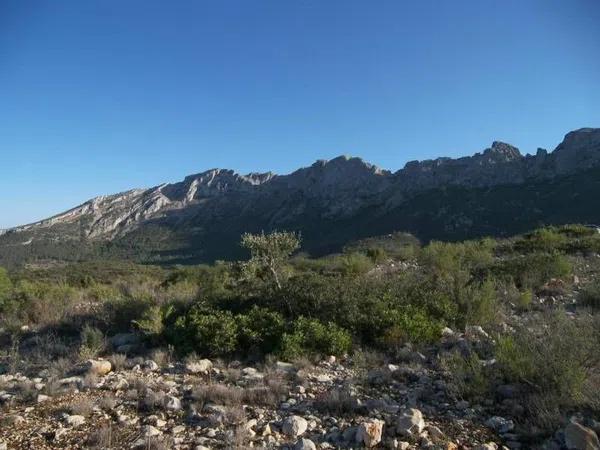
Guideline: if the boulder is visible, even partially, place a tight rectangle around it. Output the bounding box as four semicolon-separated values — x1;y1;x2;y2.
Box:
564;422;600;450
356;419;384;447
396;408;425;437
82;359;112;376
282;415;308;438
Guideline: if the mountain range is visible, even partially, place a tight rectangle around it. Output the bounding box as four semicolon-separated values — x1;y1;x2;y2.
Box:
2;127;600;266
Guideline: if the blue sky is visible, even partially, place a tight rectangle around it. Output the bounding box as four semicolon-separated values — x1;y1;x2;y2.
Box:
1;0;599;228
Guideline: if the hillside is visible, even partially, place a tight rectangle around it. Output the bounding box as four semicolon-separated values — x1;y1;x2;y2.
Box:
1;127;599;267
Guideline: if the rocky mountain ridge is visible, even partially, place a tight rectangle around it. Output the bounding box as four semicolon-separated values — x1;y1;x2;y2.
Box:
1;127;599;265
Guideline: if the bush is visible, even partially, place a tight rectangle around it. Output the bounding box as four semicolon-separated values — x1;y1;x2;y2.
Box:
379;306;443;350
0;266;12;306
441;350;491;400
280;317;352;360
169;305;238;356
79;325;106;359
514;228;568;253
515;289;533;311
578;281;600;309
495;312;600;430
237;306;286;354
340;252;375;276
491;252;572;290
10;280;79;326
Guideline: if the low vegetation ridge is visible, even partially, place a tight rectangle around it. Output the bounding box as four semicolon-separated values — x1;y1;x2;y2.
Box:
1;225;600;449
1;127;600;267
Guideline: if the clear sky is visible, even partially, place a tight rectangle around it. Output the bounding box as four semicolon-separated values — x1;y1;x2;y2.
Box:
1;0;599;228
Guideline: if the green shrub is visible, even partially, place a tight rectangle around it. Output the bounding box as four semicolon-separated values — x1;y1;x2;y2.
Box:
491;252;572;290
514;228;568;253
495;313;599;414
237;306;286;354
340;253;374;276
280;317;352;360
441;350;491;399
515;289;533;311
79;325;105;359
169;305;239;356
366;247;388;263
0;267;12;304
578;281;600;309
379;306;443;350
11;280;79;326
456;279;500;327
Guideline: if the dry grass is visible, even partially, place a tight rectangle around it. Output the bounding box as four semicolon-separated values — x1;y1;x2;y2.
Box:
149;348;171;367
16;381;38;403
138;389;166;412
86;424;115;449
108;353;127;371
191;378;287;410
68;397;95;417
49;357;74;378
99;393;117;411
315;387;359;416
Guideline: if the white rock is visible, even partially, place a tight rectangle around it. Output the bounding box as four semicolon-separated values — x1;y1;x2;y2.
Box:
465;325;490;341
282;415;308;438
83;359;112;376
294;438;317;450
164;395;182;411
143;360;159;371
37;394;51;403
473;444;498;450
142;425;162;437
356;419;384;447
396;408;425;437
186;359;213;374
65;415;86;427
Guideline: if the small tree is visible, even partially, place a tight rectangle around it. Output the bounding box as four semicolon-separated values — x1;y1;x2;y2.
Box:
240;231;301;290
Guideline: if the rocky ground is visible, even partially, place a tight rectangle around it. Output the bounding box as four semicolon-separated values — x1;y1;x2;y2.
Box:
1;322;598;450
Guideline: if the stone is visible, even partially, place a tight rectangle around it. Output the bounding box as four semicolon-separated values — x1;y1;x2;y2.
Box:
83;359;112;376
142;425;162;437
282;415;308;438
37;394;51;403
0;441;6;450
564;422;600;450
186;359;213;374
65;415;86;427
356;419;384;447
164;395;182;411
242;367;264;380
465;325;490;341
294;438;317;450
396;408;425;437
142;360;160;371
426;424;445;442
485;416;514;434
474;444;498;450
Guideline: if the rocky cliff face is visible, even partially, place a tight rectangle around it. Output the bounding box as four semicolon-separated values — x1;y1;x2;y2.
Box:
2;127;600;264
